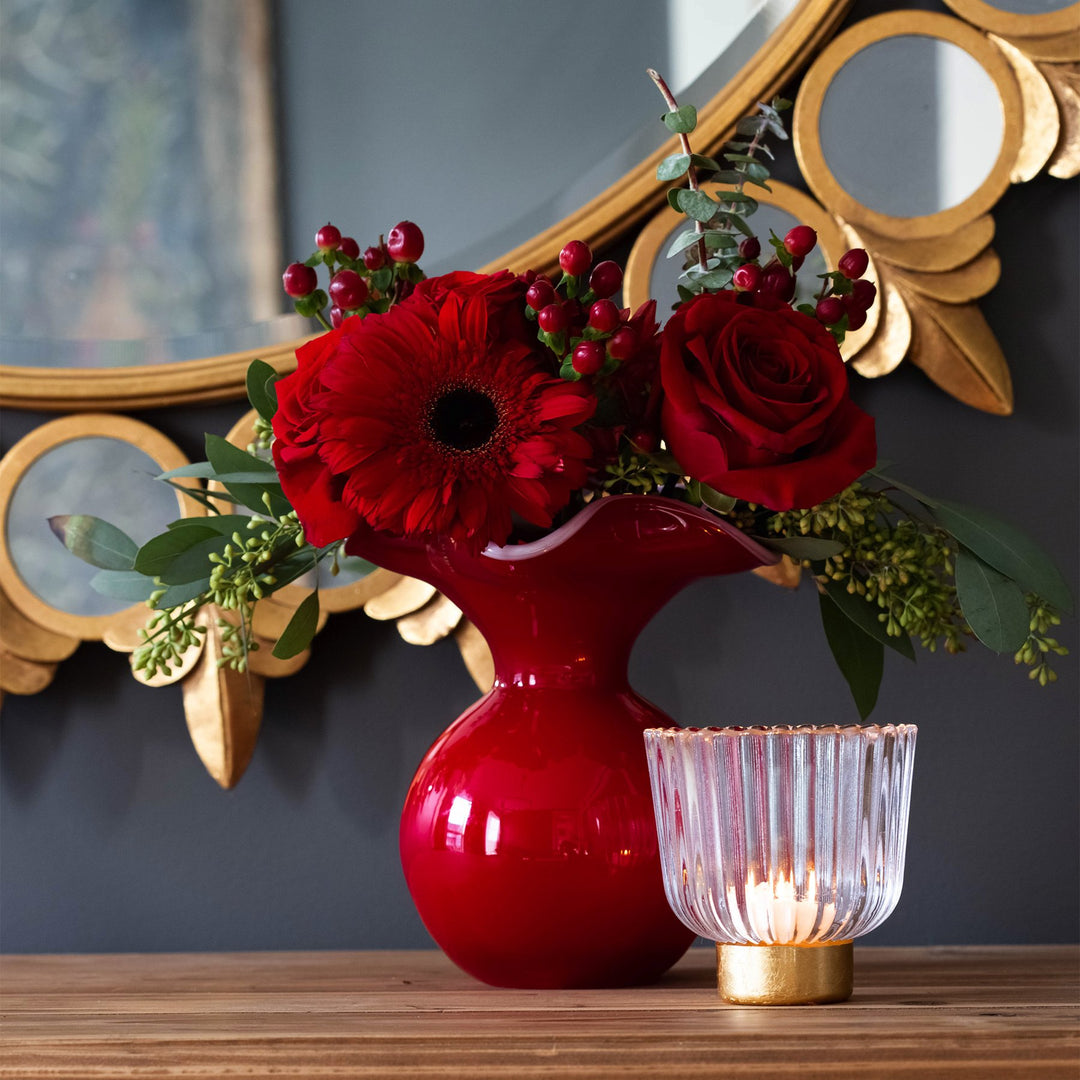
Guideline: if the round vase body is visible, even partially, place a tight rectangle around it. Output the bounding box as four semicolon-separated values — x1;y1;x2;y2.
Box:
348;496;775;988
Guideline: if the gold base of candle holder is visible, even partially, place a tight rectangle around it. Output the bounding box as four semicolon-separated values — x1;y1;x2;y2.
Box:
715;941;854;1005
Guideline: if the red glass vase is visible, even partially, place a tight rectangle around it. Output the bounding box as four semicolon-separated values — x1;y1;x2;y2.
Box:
348;495;775;988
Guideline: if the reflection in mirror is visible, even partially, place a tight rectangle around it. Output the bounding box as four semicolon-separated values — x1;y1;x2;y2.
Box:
6;438;179;616
0;0;283;355
984;0;1075;10
818;37;1003;218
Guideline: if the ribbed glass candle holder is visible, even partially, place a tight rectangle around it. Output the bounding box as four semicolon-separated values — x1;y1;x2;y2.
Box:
644;724;917;1003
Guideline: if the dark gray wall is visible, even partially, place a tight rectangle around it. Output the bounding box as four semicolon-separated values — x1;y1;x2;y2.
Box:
1;0;1077;953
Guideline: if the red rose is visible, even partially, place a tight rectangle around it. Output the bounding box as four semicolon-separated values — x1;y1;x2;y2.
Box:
660;291;876;510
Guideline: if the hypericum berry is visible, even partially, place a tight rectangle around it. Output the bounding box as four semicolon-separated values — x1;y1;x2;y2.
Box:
738;236;761;260
838;247;869;279
362;246;385;270
732;263;762;292
559;240;592;277
537;303;568;334
572;340;606;375
844;298;868;331
587;299;621;333
783;225;817;258
330;306;344;328
628;428;659;453
760;264;795;302
387;221;425;263
850;278;877;310
329;269;369;310
338;236;360;260
790;254;805;272
815;296;845;325
525;279;556;311
282;262;317;298
315;223;341;251
607;326;638;360
588;260;623;299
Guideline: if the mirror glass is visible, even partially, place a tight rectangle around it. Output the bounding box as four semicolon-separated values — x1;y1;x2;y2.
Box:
6;438;180;616
984;0;1074;10
647;204;828;321
1;0;798;368
818;36;1003;218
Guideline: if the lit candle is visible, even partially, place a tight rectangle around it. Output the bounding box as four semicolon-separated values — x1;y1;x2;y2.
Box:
727;868;837;943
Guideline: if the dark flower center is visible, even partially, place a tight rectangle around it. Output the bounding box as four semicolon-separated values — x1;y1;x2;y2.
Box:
431;387;499;451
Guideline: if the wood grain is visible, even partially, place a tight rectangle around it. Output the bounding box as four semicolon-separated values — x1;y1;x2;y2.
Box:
1;947;1076;1078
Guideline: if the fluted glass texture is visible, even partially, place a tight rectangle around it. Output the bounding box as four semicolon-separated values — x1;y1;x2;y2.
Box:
644;725;917;945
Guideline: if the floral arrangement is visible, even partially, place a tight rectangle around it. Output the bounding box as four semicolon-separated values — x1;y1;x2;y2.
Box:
54;74;1070;717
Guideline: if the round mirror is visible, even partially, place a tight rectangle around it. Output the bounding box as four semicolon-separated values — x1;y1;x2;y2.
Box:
819;38;1002;218
1;0;850;409
0;416;199;637
944;0;1080;35
793;11;1023;240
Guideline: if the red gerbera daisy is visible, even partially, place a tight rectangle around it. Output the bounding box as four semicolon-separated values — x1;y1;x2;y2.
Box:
274;277;596;552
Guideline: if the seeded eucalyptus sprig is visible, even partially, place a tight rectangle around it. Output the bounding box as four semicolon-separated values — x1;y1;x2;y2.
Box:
649;68;790;297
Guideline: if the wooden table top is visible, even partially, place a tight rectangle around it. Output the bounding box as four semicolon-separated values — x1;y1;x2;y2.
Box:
1;945;1077;1078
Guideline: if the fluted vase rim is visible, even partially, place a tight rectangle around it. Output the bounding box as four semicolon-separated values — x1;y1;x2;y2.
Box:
644;723;918;738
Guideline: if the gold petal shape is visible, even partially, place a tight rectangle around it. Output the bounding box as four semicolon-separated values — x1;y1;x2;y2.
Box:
363;577;437;621
100;606;158;653
180;608;264;789
0;649;58;696
753;557;803;590
455;620;494;695
246;637;311;678
902;290;1014;416
854;216;995;273
850;268;912;379
990;36;1061;182
396;594;464;646
1001;30;1080;64
0;588;79;663
1041;62;1080;179
889;248;1001;305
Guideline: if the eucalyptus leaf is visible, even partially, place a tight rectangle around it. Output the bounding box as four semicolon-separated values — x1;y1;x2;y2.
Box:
89;569;156;601
171;514;259;535
666;188;683;212
48;515;138;571
666;228;706;259
698;484;736;513
662;104;697;134
955;549;1031;653
933;501;1073;614
152;578;212;610
273;590;320;659
676;189;717;223
689;153;722;171
735;117;765;136
205;434;291;518
134;524;224;577
246;359;280;422
154;536;231;586
823;579;915;661
766;536;847;560
819;593;884;720
656;153;691;181
157;462;217;480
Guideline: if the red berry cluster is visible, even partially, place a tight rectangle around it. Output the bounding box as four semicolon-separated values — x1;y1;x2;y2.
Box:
526;240;639;380
281;220;426;329
725;224;876;343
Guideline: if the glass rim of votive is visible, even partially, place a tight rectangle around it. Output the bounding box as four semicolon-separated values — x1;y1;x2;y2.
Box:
643;723;918;739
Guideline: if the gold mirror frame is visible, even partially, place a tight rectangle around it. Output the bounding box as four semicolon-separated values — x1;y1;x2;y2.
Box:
0;0;851;413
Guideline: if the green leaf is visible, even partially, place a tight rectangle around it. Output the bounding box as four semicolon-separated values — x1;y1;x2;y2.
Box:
154;536;231;585
676;189;717;223
819;593;884;720
273;590;320;659
134;523;224;577
171;514;258;535
823;579;916;661
698;484;736;513
932;501;1073;614
48;515;138;571
766;536;847;560
689;153;722;172
371;268;393;292
955;548;1031;653
666;228;705;258
703;231;738;250
245;359;280;422
723;153;760;164
205;434;291;518
657;153;691;180
735;116;765;136
152;578;212;610
157;462;217;480
89;569;156;601
662;104;697;134
691;269;733;290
